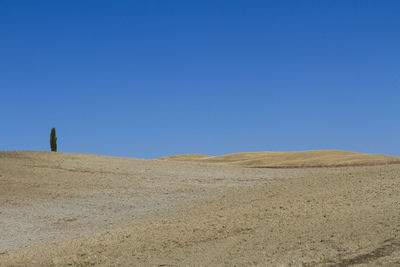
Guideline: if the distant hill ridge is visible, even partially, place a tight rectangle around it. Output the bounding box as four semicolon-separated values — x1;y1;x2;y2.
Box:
159;150;400;168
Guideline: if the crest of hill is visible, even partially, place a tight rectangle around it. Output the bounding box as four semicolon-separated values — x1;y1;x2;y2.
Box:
159;150;400;168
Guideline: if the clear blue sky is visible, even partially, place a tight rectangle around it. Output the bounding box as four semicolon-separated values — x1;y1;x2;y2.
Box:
1;1;399;158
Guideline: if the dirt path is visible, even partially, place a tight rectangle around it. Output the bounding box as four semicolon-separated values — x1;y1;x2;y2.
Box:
0;152;399;266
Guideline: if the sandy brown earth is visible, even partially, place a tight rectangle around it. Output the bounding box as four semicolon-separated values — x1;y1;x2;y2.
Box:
159;150;400;168
0;151;400;266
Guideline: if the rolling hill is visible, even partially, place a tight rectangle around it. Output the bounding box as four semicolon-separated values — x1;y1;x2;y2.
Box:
159;150;400;168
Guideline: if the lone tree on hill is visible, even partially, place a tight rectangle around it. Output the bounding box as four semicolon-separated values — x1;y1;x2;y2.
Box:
50;127;57;152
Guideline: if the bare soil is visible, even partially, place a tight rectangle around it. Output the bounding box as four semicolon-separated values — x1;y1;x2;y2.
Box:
0;151;399;266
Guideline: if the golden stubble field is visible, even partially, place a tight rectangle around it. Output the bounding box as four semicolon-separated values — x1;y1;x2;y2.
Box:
0;151;399;266
159;150;400;168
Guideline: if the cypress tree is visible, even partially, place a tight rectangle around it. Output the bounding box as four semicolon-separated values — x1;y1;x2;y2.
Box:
50;127;57;152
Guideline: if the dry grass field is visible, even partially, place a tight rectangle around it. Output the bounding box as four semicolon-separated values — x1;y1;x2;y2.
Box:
160;150;400;168
0;151;400;266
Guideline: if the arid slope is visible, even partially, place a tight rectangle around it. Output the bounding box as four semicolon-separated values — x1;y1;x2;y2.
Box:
0;151;399;266
160;150;400;167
